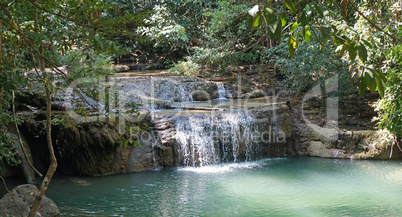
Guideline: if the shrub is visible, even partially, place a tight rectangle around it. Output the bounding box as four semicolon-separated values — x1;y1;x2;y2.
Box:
374;45;402;137
266;38;357;97
169;59;200;77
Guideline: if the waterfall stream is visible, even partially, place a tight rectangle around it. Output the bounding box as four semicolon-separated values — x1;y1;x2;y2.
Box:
216;83;227;99
173;110;272;166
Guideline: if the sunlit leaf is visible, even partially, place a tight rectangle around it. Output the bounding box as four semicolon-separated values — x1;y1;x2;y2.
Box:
265;7;274;15
253;14;261;28
303;26;311;43
290;22;299;32
284;0;296;14
280;14;287;26
288;36;297;57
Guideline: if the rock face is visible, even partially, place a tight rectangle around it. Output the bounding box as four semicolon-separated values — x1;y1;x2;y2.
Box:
21;103;294;176
0;184;60;217
303;124;402;159
16;72;402;178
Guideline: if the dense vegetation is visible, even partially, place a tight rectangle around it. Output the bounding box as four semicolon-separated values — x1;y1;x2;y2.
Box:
0;0;401;215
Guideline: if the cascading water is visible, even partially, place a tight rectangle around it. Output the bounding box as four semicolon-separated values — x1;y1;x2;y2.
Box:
174;110;274;166
216;83;227;99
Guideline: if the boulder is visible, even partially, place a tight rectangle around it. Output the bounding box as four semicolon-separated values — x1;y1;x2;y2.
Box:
113;64;130;72
0;184;60;217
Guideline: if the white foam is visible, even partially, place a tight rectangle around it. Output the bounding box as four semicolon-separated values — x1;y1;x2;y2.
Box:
178;161;263;174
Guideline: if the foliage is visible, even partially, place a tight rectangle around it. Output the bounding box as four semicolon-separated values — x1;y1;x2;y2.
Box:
267;37;356;96
137;5;189;53
248;0;401;97
169;58;200;77
0;126;20;173
0;0;149;215
57;50;114;82
374;44;402;137
174;0;258;73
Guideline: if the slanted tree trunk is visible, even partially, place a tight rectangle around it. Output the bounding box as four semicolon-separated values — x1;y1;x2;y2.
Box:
28;4;58;215
28;82;57;217
0;20;3;63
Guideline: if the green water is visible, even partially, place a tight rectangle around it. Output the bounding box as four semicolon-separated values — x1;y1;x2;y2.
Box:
45;157;402;216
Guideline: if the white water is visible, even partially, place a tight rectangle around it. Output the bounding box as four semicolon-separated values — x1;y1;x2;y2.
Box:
174;111;268;166
216;83;227;99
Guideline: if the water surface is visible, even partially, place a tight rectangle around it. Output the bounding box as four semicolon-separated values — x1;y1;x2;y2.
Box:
46;157;402;216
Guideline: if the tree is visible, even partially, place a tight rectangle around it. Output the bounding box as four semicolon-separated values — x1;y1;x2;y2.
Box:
0;0;148;215
246;0;401;137
247;0;401;97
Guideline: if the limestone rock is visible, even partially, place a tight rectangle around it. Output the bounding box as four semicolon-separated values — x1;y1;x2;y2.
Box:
0;184;60;217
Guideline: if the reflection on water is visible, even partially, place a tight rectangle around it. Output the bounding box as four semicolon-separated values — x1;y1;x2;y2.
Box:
43;157;402;216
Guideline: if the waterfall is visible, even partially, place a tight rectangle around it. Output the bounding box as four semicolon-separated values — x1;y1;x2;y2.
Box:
216;83;227;99
174;110;270;166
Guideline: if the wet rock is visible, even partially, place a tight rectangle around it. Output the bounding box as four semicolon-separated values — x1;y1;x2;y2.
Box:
186;81;218;101
0;184;60;217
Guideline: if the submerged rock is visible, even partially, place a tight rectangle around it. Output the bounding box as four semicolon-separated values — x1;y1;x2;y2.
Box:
0;184;60;217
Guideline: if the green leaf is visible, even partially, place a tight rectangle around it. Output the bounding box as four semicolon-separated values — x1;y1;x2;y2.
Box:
348;42;357;62
280;14;287;26
333;36;345;46
253;14;261;28
314;2;324;17
299;10;310;27
366;69;377;92
303;26;312;43
273;18;282;39
288;36;297;57
340;44;347;57
268;16;277;38
357;44;368;63
358;81;366;96
361;39;372;49
284;0;296;14
320;26;331;37
375;70;386;82
375;75;385;98
247;15;254;28
357;74;367;96
263;7;275;23
290;22;299;32
265;6;274;16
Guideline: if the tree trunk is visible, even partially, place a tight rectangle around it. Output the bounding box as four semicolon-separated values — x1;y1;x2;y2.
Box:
27;83;57;217
0;20;3;63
